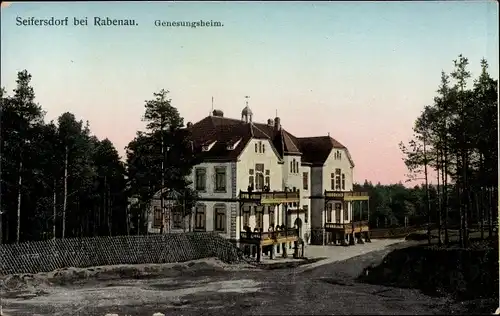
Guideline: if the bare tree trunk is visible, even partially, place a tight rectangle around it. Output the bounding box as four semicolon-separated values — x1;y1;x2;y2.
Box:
488;187;493;238
108;185;112;236
423;135;432;245
442;120;450;245
463;150;469;248
62;146;68;239
53;179;57;239
436;150;442;245
125;205;130;235
16;160;23;243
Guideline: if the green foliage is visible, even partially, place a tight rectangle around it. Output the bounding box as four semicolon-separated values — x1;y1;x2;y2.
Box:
126;90;199;233
0;71;129;242
399;55;498;246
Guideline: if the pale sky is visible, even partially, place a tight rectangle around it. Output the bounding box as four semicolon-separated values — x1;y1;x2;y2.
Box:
1;1;498;185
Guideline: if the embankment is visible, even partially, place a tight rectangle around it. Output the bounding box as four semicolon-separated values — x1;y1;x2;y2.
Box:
358;239;498;312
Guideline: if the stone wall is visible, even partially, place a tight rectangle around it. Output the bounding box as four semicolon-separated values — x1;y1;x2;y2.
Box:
0;232;245;275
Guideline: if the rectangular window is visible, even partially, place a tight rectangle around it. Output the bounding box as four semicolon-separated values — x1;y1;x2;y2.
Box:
214;166;226;192
255;175;264;191
326;204;332;222
248;176;254;189
302;172;309;190
195;168;206;191
194;205;206;231
265;170;270;188
255;164;264;191
243;206;250;227
335;169;341;190
341;174;345;190
331;173;335;190
172;207;183;229
303;205;309;223
255;207;263;229
255;143;258;152
153;207;162;228
290;161;293;173
335;203;341;223
249;169;254;189
262;144;265;153
268;206;275;227
214;205;226;232
343;202;349;222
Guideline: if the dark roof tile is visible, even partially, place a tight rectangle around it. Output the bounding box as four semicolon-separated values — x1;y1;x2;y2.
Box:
187;115;350;165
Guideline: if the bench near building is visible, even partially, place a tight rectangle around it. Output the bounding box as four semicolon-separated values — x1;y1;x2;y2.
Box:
145;100;371;261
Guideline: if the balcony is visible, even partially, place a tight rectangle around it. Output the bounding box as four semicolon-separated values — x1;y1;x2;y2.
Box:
324;191;369;201
239;190;300;204
239;227;299;245
325;220;370;234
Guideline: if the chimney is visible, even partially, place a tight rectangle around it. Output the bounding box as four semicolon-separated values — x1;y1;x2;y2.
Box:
212;109;224;117
274;117;281;131
267;119;273;126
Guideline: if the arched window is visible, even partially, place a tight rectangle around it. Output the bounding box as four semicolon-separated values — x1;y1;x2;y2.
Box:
214;204;227;232
194;204;206;231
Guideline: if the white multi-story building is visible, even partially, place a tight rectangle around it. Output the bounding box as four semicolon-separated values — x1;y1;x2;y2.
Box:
148;103;368;246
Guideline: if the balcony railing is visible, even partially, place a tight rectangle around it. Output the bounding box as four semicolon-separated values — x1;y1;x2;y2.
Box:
239;228;299;241
325;220;369;230
324;191;369;201
239;190;300;204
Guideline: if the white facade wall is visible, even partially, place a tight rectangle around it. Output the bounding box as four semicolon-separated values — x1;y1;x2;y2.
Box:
146;137;356;246
236;138;283;193
321;148;355;224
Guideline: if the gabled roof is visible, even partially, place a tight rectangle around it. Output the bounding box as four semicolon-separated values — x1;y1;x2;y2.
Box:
297;136;354;167
187;115;351;166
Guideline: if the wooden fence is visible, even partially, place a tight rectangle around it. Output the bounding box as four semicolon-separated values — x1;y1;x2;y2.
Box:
0;232;244;275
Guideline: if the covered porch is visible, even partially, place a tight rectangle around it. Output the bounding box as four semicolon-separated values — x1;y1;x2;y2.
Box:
323;191;371;246
238;190;304;262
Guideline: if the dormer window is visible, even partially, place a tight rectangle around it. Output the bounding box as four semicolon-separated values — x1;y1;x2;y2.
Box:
226;138;241;150
202;141;217;152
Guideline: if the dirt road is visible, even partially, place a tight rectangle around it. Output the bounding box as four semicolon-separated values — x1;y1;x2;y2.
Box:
1;241;453;316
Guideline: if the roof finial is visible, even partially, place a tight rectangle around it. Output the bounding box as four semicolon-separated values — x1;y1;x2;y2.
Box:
275;109;278;117
242;96;252;123
328;132;330;137
210;96;214;116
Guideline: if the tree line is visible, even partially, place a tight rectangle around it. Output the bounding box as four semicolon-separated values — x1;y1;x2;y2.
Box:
399;55;498;247
0;54;497;245
0;72;197;244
